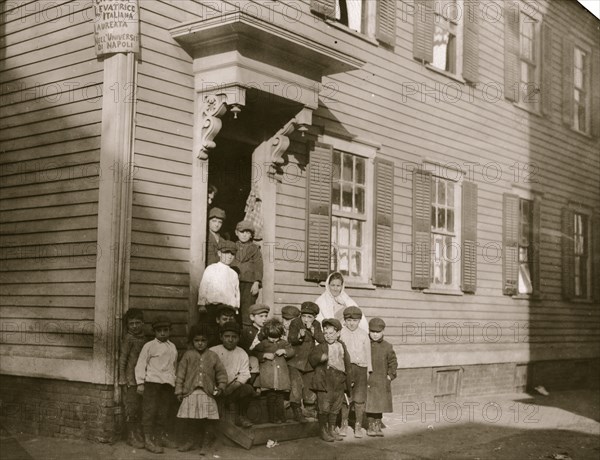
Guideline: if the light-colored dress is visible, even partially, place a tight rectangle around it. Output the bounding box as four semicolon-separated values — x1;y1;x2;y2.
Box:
315;272;368;331
177;388;219;419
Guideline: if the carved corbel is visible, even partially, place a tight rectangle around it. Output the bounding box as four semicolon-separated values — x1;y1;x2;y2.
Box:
267;107;313;176
198;88;246;159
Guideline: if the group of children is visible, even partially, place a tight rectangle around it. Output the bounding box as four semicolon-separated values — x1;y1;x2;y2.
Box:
120;300;398;454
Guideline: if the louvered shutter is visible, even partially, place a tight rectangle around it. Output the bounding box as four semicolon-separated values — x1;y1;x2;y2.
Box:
305;143;333;282
412;170;431;289
413;0;434;63
310;0;335;19
562;37;574;126
461;181;478;293
504;2;520;102
502;194;519;295
531;197;541;298
561;208;574;300
462;0;480;84
540;23;553;117
373;158;394;287
591;50;600;137
592;215;600;301
376;0;396;48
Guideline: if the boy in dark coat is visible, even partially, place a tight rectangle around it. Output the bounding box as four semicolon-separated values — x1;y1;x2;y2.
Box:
309;318;352;442
366;318;398;437
287;301;325;421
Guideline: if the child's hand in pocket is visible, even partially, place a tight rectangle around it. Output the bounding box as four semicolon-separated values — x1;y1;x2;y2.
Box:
274;349;286;357
137;384;144;395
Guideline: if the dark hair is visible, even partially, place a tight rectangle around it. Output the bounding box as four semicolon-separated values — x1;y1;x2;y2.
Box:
208;184;218;195
328;272;344;285
261;318;284;339
188;323;211;343
124;308;143;323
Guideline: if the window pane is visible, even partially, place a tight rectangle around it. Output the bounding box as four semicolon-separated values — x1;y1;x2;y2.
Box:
433;24;449;71
338;249;349;275
431;205;437;227
339;218;350;246
355;157;365;184
447;209;454;232
518;263;533;294
332;181;341;210
342;153;352;182
346;0;363;32
350;250;362;277
438;180;446;203
437;207;446;229
331;216;338;245
352;220;362;246
447;182;454;206
355;187;365;213
342;184;353;211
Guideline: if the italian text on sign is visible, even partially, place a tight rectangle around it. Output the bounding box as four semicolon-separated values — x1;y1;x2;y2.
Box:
93;0;140;56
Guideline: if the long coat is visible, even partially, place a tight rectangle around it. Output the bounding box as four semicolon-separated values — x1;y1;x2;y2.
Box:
287;317;325;372
366;339;398;413
253;339;295;391
308;341;352;395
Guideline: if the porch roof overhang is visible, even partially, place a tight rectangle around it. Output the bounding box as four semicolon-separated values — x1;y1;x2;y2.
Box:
169;11;365;98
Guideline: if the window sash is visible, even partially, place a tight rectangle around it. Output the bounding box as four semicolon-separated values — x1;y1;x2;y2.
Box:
573;213;589;298
518;199;533;295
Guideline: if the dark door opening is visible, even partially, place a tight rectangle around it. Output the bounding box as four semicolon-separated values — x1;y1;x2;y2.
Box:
208;139;254;243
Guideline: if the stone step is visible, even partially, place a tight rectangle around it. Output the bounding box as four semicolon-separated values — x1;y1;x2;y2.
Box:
218;419;320;449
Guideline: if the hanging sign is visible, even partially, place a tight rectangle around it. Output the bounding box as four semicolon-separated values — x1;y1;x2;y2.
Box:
93;0;140;56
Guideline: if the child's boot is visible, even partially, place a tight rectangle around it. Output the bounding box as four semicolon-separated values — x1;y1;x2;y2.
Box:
177;423;195;452
339;404;349;437
275;393;286;423
328;413;343;441
318;414;334;442
132;425;145;448
144;433;164;454
290;402;306;422
354;402;365;438
127;422;145;449
375;419;384;437
366;417;377;437
158;431;178;449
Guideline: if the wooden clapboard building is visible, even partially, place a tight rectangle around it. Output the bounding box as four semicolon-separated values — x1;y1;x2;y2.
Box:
1;0;599;441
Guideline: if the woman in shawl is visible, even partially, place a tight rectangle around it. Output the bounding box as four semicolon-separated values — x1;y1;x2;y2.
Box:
315;272;368;332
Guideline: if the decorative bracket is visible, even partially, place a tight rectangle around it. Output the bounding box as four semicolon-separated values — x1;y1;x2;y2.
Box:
198;87;246;159
267;107;312;176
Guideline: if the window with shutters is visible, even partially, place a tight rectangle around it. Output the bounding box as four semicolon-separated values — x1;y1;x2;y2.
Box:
309;0;397;47
518;13;540;110
430;177;461;290
413;0;479;83
502;191;540;298
412;166;477;294
573;45;591;134
331;149;371;283
306;136;394;287
562;207;593;301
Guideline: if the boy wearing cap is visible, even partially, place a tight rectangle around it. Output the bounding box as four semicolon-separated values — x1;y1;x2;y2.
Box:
135;316;178;453
280;305;300;341
366;317;397;437
287;301;325;422
206;304;237;347
339;306;372;438
231;220;263;327
309;318;352;442
240;303;270;386
198;240;240;323
210;321;255;428
206;207;227;266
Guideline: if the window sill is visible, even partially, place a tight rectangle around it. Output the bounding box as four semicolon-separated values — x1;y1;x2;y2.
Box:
512;294;532;300
423;288;464;296
512;101;542;117
425;64;466;84
568;126;593;139
570;297;594;304
324;19;379;47
318;281;377;290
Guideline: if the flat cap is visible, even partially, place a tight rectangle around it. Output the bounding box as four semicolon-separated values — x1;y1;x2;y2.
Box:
281;305;301;320
217;240;237;254
219;321;240;335
236;220;255;233
216;304;236;316
249;303;270;316
209;207;226;220
300;301;319;316
152;316;171;329
322;318;342;331
368;317;386;332
343;306;363;319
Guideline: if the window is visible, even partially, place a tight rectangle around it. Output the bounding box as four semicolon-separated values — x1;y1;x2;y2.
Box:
413;0;479;83
573;213;590;298
412;168;478;293
502;193;540;297
331;149;368;281
573;46;590;133
309;0;397;47
430;177;459;288
432;0;459;74
305;139;394;287
518;13;539;108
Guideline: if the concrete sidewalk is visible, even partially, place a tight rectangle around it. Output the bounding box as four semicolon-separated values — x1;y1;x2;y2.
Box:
2;389;599;460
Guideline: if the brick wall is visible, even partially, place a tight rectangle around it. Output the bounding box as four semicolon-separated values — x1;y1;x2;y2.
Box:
0;376;120;442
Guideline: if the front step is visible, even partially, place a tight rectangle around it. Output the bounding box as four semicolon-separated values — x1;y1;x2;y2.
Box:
218;396;319;448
